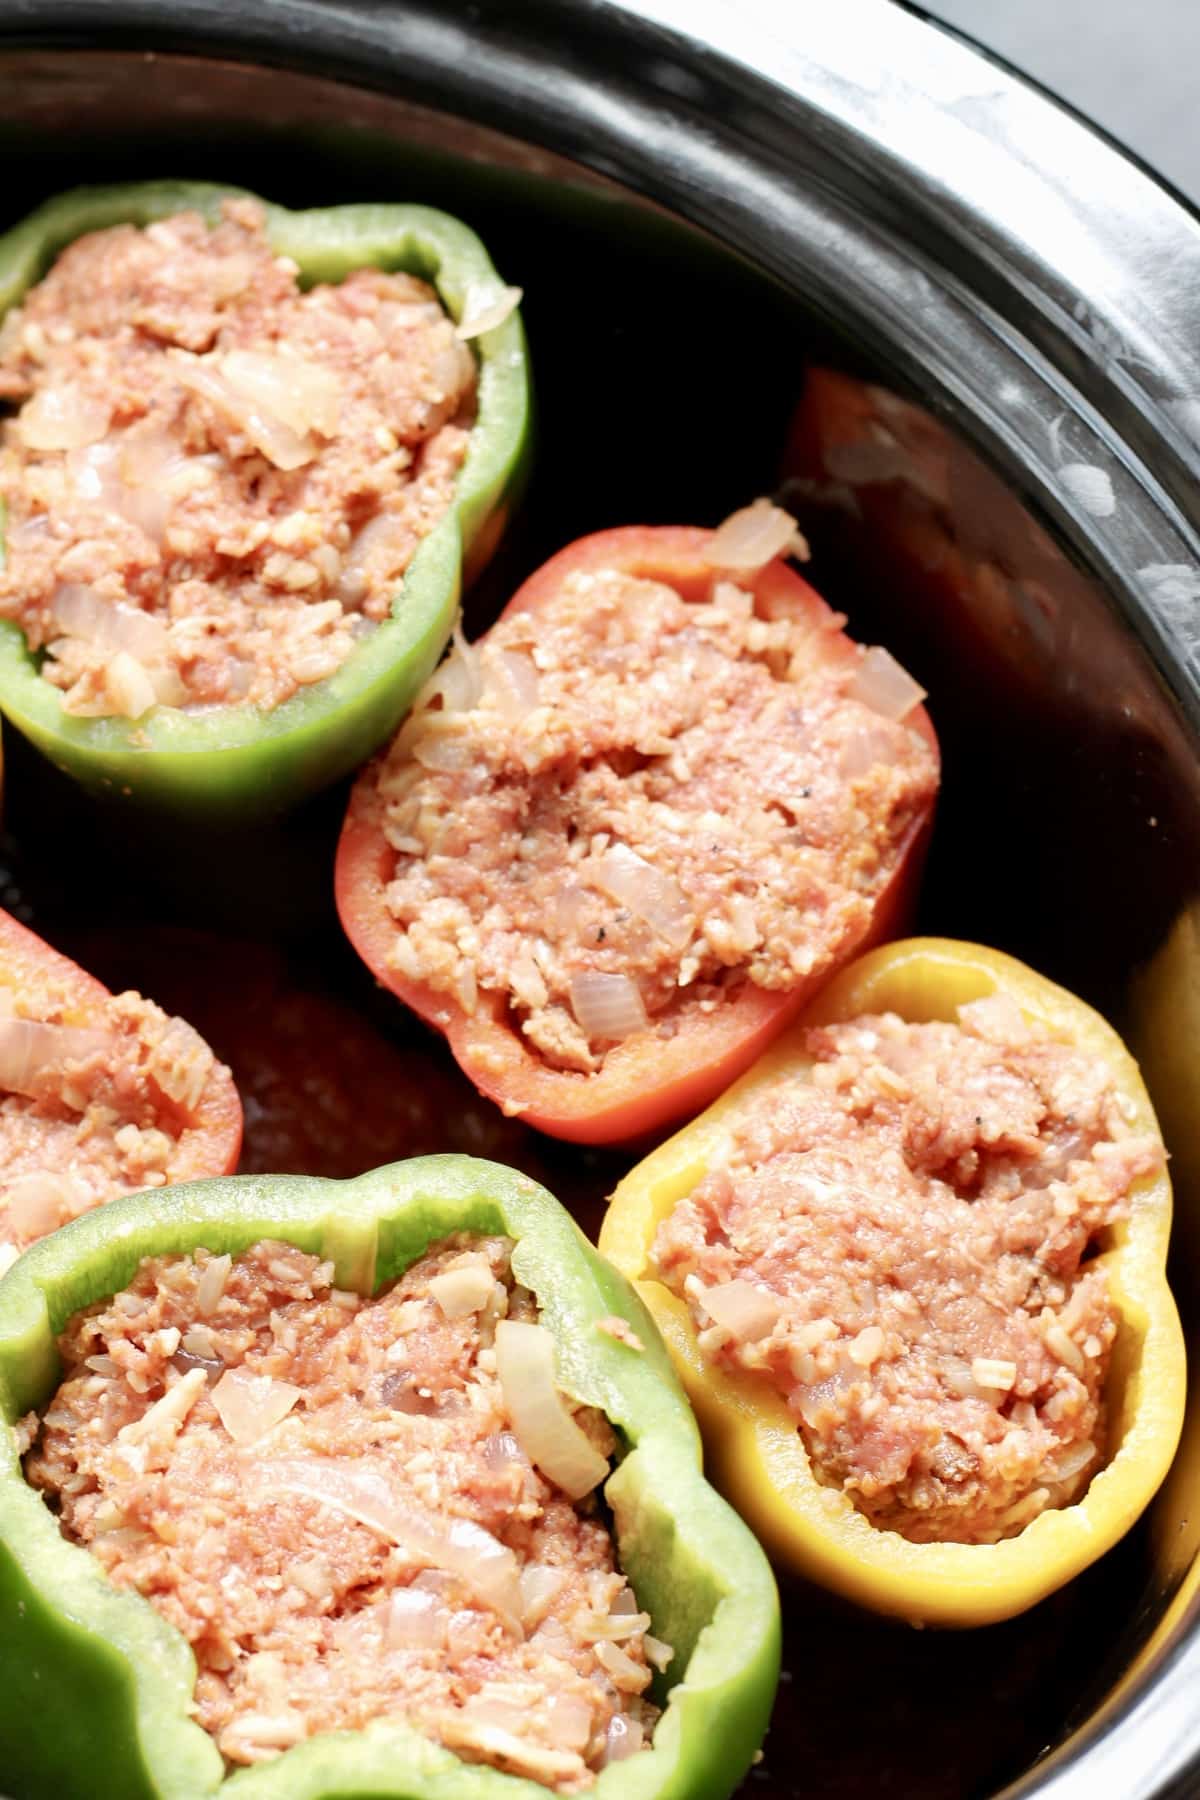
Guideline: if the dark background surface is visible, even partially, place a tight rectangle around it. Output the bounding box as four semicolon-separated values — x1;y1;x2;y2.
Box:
924;1;1199;209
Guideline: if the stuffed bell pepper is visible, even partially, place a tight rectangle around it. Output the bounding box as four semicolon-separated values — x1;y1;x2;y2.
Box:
0;179;530;816
0;1154;779;1799
0;907;240;1273
599;938;1185;1626
336;510;940;1145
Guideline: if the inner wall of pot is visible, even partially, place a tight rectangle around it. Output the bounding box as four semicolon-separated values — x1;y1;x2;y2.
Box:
2;47;1199;1800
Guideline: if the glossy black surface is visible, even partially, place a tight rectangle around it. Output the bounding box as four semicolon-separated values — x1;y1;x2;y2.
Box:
1;8;1199;1798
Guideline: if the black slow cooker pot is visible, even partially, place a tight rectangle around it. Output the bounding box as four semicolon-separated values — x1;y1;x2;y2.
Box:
1;3;1199;1796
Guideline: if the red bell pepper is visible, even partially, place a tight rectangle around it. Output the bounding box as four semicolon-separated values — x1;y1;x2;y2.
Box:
0;909;241;1257
336;525;939;1145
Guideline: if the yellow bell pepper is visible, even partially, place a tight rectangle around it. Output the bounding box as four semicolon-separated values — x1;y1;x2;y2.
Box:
599;937;1185;1627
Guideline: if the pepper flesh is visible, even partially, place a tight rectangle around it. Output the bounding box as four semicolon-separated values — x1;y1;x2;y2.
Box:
0;181;530;818
598;937;1186;1626
0;1154;779;1799
336;525;939;1146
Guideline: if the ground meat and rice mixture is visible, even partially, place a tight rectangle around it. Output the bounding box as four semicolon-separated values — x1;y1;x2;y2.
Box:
653;994;1165;1544
23;1236;666;1789
374;565;938;1073
0;992;226;1276
0;200;477;714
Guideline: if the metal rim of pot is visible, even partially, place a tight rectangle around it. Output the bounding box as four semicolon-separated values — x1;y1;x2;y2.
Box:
1;2;1199;1795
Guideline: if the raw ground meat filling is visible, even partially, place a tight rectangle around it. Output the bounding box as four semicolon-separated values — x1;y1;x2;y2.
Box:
652;994;1166;1545
376;566;938;1073
0;993;226;1275
0;200;477;715
23;1236;665;1790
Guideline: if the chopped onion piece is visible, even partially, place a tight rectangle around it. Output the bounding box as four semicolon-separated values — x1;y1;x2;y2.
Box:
457;283;523;340
336;510;405;603
644;1633;674;1671
555;885;590;940
443;1705;585;1783
173;1345;225;1382
439;621;484;713
957;993;1031;1044
587;844;692;952
2;1172;87;1241
484;1430;527;1470
66;437;120;505
146;1015;215;1112
1049;1439;1097;1483
422;658;479;720
594;1638;647;1688
182;1326;219;1362
387;1587;447;1651
410;731;475;772
64;430;212;543
543;1693;593;1752
519;1562;566;1626
244;1458;522;1625
18;382;110;451
118;1366;207;1445
700;1279;781;1343
171;349;316;471
408;619;484;725
429;1260;495;1319
220;1712;306;1758
212;1369;302;1445
51;585;170;663
707;498;799;570
0;1019;111;1097
1039;1318;1085;1376
149;664;188;709
196;1253;232;1316
485;646;541;720
494;1320;610;1500
970;1357;1018;1392
603;1714;645;1763
119;432;206;539
568;971;648;1044
847;646;927;722
591;1608;652;1640
836;722;902;779
222;348;342;439
104;652;158;720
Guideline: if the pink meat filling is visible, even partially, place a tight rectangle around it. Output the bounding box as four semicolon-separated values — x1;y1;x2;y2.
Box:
0;200;476;714
375;566;937;1073
23;1237;664;1790
653;994;1165;1544
0;992;224;1271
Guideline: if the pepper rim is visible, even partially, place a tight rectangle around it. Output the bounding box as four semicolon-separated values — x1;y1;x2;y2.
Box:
598;936;1187;1627
0;180;531;816
0;1154;780;1800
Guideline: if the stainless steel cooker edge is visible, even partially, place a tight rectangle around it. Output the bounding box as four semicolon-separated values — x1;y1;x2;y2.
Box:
1;3;1199;1795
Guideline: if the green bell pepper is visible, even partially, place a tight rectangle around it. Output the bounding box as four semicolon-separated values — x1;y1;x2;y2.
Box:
0;181;531;818
0;1155;779;1800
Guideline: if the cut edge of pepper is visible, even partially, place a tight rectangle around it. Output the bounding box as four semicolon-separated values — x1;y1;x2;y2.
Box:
599;936;1186;1628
